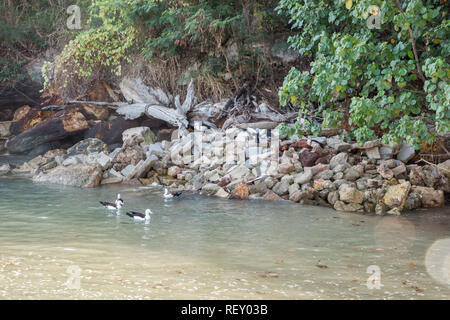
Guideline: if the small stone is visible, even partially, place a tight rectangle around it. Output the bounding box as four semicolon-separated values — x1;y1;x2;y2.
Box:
404;192;421;211
272;181;290;196
215;188;230;198
366;147;381;159
168;166;181;178
288;183;300;195
327;191;339;205
0;163;11;176
313;179;326;191
344;167;361;181
294;168;313;185
315;169;333;180
375;203;388;215
102;177;123;185
202;183;221;195
264;176;278;189
228;164;250;180
262;190;282;201
392;163;407;177
379;146;393;160
326;136;352;152
278;163;295;174
121;164;136;177
330;152;348;170
248;181;267;194
231;183;249;200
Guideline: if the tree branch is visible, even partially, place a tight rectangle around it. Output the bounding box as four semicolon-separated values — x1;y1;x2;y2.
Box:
395;0;426;83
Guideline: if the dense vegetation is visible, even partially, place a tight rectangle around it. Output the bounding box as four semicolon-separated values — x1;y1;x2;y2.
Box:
0;0;90;84
1;0;449;148
277;0;449;148
45;0;288;100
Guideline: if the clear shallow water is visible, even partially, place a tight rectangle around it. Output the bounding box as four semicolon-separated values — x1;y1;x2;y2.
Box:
0;162;449;299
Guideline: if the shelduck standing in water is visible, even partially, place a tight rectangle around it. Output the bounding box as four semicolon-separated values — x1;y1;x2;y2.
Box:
99;194;124;210
164;188;182;199
126;209;152;222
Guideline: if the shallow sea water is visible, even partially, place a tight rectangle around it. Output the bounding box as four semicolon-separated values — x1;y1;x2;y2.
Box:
0;156;449;299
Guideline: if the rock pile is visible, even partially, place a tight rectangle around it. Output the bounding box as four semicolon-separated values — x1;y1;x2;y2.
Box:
4;126;449;215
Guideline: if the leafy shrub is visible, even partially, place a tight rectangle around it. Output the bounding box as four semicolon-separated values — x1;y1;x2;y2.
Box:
277;0;449;148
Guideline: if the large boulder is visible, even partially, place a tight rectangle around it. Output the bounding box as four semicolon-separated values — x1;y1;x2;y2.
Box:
84;118;140;145
412;186;445;208
32;163;103;188
112;135;146;171
381;181;411;212
7;110;89;154
66;138;109;157
339;187;364;204
9;105;57;136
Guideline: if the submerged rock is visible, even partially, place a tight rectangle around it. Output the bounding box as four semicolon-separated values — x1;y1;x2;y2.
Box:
0;163;11;176
33;163;103;188
262;190;282;201
334;200;363;212
202;183;221;195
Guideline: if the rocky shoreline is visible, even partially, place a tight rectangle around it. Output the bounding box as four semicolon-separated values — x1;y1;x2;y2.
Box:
1;124;448;216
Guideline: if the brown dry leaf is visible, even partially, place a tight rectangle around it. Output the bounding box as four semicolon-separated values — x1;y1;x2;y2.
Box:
408;262;417;266
316;264;328;269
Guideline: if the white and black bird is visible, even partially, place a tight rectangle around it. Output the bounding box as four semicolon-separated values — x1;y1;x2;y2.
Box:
163;188;182;199
126;209;152;221
100;194;124;210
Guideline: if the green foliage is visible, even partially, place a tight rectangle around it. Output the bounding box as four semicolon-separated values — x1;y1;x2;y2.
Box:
0;0;91;85
48;0;289;98
277;0;450;148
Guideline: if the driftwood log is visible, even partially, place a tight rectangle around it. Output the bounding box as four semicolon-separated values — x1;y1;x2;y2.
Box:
65;77;297;131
